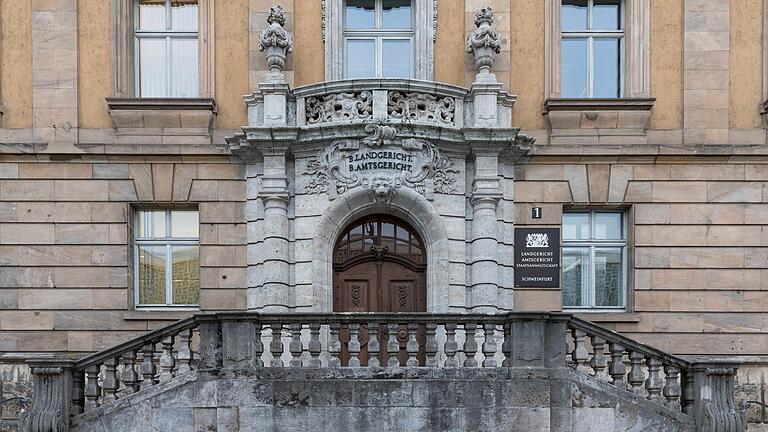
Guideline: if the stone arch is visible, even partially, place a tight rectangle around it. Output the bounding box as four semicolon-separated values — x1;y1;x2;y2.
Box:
312;187;450;312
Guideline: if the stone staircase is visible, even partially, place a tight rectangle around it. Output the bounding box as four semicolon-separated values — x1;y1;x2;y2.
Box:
20;313;746;431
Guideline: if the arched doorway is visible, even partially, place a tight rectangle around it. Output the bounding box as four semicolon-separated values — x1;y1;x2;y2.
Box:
333;215;426;313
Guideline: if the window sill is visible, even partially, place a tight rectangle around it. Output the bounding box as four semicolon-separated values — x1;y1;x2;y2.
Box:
543;98;656;141
106;97;217;135
571;311;639;323
124;309;198;321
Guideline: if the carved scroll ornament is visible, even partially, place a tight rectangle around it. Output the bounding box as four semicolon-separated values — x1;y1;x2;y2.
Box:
302;125;459;202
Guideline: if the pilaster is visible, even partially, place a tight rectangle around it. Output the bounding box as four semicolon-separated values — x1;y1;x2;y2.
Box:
32;0;78;146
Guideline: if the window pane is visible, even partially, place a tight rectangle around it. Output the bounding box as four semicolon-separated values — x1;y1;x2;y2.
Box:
382;39;411;78
593;0;621;30
171;245;199;305
593;38;621;98
561;0;587;31
138;245;167;304
595;248;623;307
138;38;168;97
561;38;588;98
171;211;199;238
594;212;622;239
171;0;198;31
138;0;167;31
170;38;198;97
563;213;590;240
138;210;166;238
346;39;376;78
346;0;375;29
382;0;411;29
563;248;590;307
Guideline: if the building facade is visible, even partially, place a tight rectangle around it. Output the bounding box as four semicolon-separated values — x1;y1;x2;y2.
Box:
1;0;768;430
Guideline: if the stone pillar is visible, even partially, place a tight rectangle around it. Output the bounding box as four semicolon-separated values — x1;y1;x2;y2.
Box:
259;153;291;311
690;361;747;432
469;152;502;312
20;359;75;432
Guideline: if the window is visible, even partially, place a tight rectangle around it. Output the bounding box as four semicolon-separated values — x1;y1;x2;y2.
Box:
560;0;623;98
343;0;413;78
135;209;200;307
562;211;626;310
134;0;199;97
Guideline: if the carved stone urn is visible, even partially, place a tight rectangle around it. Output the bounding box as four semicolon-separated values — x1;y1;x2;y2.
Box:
466;7;502;73
259;5;293;73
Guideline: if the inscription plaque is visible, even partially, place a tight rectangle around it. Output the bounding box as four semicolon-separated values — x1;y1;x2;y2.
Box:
514;227;560;288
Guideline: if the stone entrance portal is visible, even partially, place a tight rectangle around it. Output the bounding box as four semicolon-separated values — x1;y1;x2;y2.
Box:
333;215;426;313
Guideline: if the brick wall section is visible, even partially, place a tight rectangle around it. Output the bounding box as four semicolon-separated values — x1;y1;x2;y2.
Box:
0;158;246;355
515;159;768;357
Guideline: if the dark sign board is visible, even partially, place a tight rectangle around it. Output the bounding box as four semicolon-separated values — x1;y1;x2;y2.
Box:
514;227;560;288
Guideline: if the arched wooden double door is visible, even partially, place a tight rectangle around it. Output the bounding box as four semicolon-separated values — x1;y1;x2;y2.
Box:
333;216;426;313
333;215;426;365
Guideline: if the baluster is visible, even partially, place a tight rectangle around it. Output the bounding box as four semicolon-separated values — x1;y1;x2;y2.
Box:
348;323;362;367
663;365;682;410
571;328;590;374
386;323;400;367
590;336;608;381
463;323;478;367
608;342;626;388
71;370;84;415
482;323;497;367
289;323;303;367
254;323;264;367
444;323;458;367
682;372;695;414
101;357;118;403
645;356;663;402
308;323;322;367
502;321;512;367
159;335;176;383
367;322;380;367
627;351;646;395
406;323;418;367
139;343;156;390
425;323;438;367
84;364;100;410
270;323;284;367
120;350;139;395
329;323;341;367
176;329;193;374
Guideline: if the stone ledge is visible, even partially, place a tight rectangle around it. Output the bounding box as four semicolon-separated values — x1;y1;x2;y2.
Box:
106;98;217;134
544;98;656;142
123;310;197;321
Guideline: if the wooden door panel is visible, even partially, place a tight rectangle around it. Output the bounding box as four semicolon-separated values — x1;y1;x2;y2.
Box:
333;262;377;312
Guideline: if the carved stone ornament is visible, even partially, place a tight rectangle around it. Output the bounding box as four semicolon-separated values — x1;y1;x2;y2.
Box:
306;91;373;124
388;91;455;126
466;7;501;72
302;124;459;202
259;5;293;73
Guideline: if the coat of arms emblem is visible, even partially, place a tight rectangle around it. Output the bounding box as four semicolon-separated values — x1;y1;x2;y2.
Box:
525;233;549;248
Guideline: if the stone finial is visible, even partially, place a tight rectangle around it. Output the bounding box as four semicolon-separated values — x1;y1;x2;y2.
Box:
259;5;293;74
466;7;502;73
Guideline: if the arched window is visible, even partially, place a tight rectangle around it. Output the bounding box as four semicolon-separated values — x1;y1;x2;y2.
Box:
334;215;425;265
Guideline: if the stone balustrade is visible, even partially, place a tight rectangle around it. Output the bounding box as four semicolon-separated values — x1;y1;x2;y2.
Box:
244;78;517;129
21;313;747;432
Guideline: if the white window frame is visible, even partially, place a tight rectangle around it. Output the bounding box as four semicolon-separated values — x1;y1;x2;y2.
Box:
324;0;436;81
342;0;415;78
134;0;199;98
111;0;214;99
561;0;625;98
545;0;649;99
134;209;200;309
562;210;627;311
